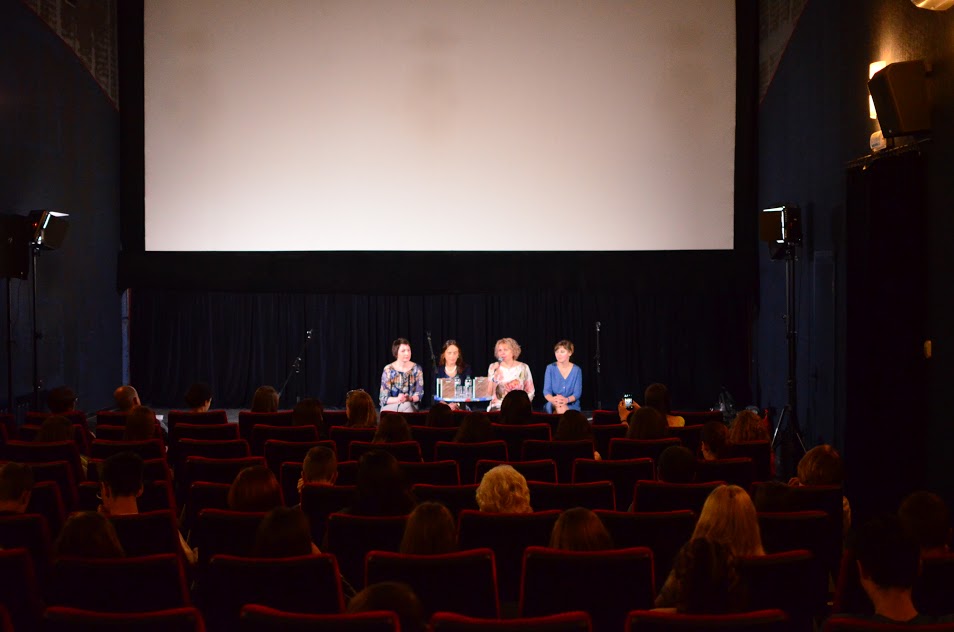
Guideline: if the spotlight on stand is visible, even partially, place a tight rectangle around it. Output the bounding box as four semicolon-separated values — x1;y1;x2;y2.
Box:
28;210;70;250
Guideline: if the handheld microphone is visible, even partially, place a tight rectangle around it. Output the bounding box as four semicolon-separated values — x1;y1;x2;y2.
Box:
595;321;601;332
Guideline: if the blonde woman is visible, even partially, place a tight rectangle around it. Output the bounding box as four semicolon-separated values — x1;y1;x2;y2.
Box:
476;465;532;514
346;390;378;428
487;338;534;411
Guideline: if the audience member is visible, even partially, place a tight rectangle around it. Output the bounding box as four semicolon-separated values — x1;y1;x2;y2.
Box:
750;480;796;513
347;581;426;632
549;507;613;551
184;382;213;412
54;511;125;558
298;446;338;495
35;415;73;442
625;406;669;440
498;390;533;425
656;537;746;614
657;445;696;483
123;405;159;441
425;403;455;428
618;383;685;427
98;452;144;515
113;385;141;411
251;385;279;413
0;463;34;514
292;398;326;439
346;450;415;517
47;386;78;414
453;413;493;443
252;506;319;557
899;491;951;558
346;390;378;428
555;410;600;459
727;409;769;444
374;414;412;444
228;466;283;512
700;421;728;460
476;465;532;513
400;502;458;555
792;444;850;533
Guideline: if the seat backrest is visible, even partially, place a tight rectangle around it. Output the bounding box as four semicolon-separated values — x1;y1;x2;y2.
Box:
239;605;400;632
0;548;42;632
366;549;500;618
93;424;126;441
491;424;552;460
167;409;229;432
176;439;251;472
90;438;165;461
26;461;76;512
400;460;460;486
528;481;616;511
608;438;681;462
300;484;357;544
26;479;67;532
42;605;206;632
737;550;828;626
591;410;622;426
205;554;344;631
667;424;705;457
726;441;773;481
1;440;84;482
280;461;305;506
0;513;52;579
531;412;561;431
182;455;266;488
694;457;755;489
521;441;594;483
594;510;697;590
573;458;654;511
250;425;319;456
757;510;829;563
823;617;954;632
19;423;90;454
626;609;790;632
409;426;458;461
170;422;240;446
336;460;359;485
435;441;509;485
383;410;430;426
349;441;423;462
78;480;175;515
521;546;655;632
238;411;294;439
192;509;265;569
48;553;190;612
411;484;480;516
322;410;350;427
182;481;231;535
475;460;557;484
264;439;334;475
88;457;170;483
110;510;182;557
325;513;408;591
458;509;560;604
591;424;628;457
96;410;128;426
633;480;723;513
915;553;954;616
328;426;376;459
431;611;593;632
674;411;723;426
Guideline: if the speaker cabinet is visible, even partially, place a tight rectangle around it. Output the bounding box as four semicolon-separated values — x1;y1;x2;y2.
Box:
868;60;930;138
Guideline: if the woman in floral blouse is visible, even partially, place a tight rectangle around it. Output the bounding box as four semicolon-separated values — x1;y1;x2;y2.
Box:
380;338;424;413
487;337;534;411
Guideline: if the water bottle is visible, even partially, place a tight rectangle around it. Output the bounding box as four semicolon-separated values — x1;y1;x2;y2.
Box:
464;376;473;400
454;376;461;399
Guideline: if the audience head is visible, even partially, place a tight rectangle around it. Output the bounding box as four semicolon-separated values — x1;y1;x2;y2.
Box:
644;383;673;416
292;397;325;433
54;511;124;558
35;415;73;442
346;390;378;428
750;480;796;513
658;445;697;483
425;403;455;428
899;491;951;556
853;516;921;593
453;413;493;443
499;390;532;425
400;502;458;555
301;446;338;486
439;340;466;372
348;582;425;632
700;421;728;460
374;414;411;443
47;386;77;414
113;385;140;411
184;382;213;412
476;465;531;514
228;466;283;512
353;450;415;516
0;463;35;513
549;507;613;551
251;385;279;413
727;410;768;444
123;405;158;441
253;507;314;558
671;537;742;614
626;406;669;440
99;452;144;514
693;484;764;557
796;445;844;486
555;410;593;442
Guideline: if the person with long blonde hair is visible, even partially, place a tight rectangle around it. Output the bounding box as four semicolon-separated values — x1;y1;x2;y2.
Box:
487;338;534;411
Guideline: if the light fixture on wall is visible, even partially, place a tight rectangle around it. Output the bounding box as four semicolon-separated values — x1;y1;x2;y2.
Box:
869;61;887;119
911;0;954;10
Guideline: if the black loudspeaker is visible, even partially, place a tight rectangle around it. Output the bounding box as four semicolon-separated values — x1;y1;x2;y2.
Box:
869;60;931;138
0;214;31;279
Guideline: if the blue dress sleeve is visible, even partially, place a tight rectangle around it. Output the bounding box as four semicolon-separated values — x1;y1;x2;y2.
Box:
570;365;583;404
543;363;556;397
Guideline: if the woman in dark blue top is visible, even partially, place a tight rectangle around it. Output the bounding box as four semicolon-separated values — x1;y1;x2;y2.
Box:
436;340;472;410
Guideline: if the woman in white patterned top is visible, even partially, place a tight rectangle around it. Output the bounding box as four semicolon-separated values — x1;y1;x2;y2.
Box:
487;337;534;411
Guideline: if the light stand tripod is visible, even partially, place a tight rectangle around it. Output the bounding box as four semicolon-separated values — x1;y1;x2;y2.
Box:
594;320;602;410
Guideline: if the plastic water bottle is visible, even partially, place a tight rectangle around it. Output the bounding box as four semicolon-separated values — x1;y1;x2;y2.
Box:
454;376;461;399
464;376;473;400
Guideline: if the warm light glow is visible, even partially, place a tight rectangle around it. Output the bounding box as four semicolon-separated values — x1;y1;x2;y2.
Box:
869;61;888;119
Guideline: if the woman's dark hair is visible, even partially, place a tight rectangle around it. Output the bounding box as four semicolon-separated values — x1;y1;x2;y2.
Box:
251;385;279;413
374;414;412;443
124;406;159;441
549;507;613;551
400;502;457;555
425;403;455;428
701;421;728;459
438;340;467;373
352;450;416;516
644;383;673;416
499;390;532;425
184;382;212;409
346;390;378;428
228;466;283;512
348;582;425;632
54;511;125;558
657;446;696;483
391;338;411;358
253;507;314;558
626;407;669;440
35;415;73;442
671;537;744;614
292;397;325;434
554;410;592;442
454;413;493;443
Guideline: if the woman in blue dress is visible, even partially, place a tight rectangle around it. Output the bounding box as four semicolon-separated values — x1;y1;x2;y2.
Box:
543;339;583;414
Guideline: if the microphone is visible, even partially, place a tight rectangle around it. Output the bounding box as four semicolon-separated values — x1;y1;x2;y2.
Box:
595;321;601;333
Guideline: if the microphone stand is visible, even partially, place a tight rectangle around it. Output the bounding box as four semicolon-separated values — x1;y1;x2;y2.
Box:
278;328;314;405
425;331;438;401
594;321;602;410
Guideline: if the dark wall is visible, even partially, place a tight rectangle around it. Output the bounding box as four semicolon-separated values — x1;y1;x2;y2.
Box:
757;0;954;512
0;1;122;414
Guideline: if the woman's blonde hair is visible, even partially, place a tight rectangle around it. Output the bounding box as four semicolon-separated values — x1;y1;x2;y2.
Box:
346;390;378;428
494;338;522;360
727;410;768;444
692;484;764;557
476;465;531;513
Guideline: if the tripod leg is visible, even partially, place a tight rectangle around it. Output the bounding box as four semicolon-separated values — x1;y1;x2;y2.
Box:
770;407;787;450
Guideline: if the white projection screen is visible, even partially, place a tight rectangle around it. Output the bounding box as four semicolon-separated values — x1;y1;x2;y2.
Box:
144;0;736;252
